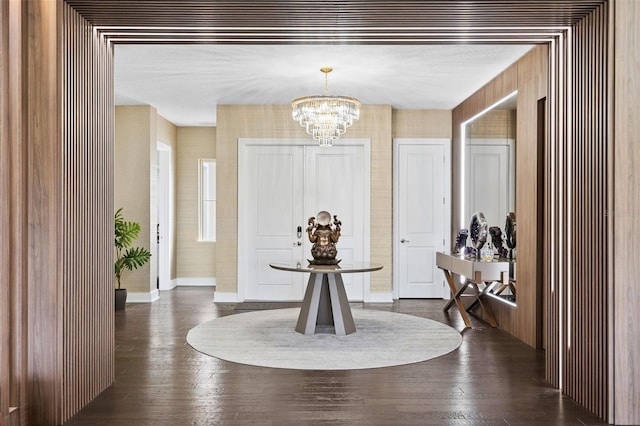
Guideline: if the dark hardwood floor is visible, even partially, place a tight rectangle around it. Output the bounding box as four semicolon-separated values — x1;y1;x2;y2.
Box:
65;287;607;426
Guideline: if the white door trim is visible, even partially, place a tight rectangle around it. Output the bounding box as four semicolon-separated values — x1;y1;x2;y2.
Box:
156;142;173;292
393;138;451;300
238;138;371;303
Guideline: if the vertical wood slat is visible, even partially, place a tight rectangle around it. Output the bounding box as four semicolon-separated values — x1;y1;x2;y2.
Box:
612;0;640;424
0;0;12;420
61;3;115;423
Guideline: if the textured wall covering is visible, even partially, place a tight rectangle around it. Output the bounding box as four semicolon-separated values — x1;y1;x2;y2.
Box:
176;127;217;279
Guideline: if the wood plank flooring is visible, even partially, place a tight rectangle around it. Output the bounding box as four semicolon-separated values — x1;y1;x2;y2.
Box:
65;287;606;426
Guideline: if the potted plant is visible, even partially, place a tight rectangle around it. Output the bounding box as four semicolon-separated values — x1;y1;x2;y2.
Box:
114;208;152;310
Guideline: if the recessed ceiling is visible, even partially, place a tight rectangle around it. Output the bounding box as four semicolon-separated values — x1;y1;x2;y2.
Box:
114;44;534;127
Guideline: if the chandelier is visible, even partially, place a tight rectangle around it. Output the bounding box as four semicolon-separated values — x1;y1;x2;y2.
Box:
291;67;361;147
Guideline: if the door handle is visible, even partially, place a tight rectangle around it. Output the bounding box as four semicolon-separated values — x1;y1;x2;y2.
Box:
293;241;302;246
297;226;303;238
401;239;410;243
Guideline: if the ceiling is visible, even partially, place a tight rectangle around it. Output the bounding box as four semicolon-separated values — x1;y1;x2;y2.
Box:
114;44;534;127
66;0;605;127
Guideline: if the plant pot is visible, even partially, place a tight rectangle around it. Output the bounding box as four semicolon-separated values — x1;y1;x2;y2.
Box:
115;288;128;310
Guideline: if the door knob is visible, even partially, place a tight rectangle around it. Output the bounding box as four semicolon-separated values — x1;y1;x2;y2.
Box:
293;241;302;246
401;239;410;243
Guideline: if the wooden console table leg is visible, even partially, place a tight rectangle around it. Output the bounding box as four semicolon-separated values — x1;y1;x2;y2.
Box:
440;268;473;328
327;273;356;335
296;273;323;334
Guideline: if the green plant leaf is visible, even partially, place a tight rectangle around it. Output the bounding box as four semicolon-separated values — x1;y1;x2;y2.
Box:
121;247;152;271
114;208;151;289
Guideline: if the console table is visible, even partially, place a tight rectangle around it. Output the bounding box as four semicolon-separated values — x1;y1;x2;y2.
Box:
269;262;383;336
436;252;511;328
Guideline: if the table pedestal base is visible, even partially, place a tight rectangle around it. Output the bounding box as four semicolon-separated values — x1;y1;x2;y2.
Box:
296;272;356;336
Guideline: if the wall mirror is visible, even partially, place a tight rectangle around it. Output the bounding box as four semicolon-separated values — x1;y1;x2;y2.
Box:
461;90;517;304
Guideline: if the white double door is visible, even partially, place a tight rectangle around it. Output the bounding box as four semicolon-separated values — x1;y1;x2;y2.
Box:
239;140;369;302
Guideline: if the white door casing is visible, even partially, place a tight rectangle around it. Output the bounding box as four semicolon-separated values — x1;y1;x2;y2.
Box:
394;139;451;299
157;143;173;291
238;139;370;302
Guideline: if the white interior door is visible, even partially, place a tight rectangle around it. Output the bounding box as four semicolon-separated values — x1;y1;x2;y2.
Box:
465;140;514;227
239;140;369;302
395;139;449;299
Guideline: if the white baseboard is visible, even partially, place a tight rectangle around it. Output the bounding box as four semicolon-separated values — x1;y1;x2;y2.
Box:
365;292;394;303
127;289;160;303
174;277;216;287
213;292;238;303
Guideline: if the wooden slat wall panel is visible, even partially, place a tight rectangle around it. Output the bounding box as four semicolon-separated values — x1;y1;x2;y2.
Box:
61;3;114;423
564;4;608;420
545;3;610;421
25;0;63;422
2;1;114;424
545;32;566;391
64;0;604;29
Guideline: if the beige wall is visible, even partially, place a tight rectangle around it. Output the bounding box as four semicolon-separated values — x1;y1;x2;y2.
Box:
115;105;156;293
176;127;217;278
117;107;216;288
392;109;452;138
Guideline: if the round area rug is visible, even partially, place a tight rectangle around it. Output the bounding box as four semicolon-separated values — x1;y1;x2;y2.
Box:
186;308;462;370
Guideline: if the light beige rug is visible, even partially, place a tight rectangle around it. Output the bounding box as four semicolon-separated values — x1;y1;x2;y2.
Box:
187;308;462;370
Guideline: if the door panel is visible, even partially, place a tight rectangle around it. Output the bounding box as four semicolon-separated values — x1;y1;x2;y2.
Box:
397;142;447;298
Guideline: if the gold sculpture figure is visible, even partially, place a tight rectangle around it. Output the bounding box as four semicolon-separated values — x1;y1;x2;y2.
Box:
307;211;342;265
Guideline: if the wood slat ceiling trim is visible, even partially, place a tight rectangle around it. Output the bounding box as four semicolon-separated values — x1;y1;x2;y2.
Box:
65;0;605;43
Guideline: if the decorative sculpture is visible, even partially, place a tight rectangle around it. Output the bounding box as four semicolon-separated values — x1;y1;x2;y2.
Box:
469;212;489;258
505;212;517;259
307;211;342;265
489;226;509;258
454;228;469;255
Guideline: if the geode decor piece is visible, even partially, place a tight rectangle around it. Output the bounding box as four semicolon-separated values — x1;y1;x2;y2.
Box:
306;211;342;265
454;228;469;254
489;226;508;258
469;212;488;253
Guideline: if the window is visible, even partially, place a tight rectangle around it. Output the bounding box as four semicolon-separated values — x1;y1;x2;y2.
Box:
199;159;216;241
